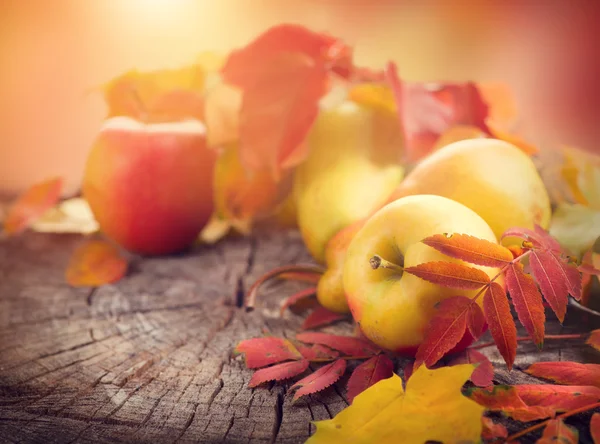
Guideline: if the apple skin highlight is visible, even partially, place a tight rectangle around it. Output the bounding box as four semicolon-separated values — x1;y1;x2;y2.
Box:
82;117;217;256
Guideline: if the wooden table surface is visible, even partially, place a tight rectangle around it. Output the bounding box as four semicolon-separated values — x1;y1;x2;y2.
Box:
1;231;599;443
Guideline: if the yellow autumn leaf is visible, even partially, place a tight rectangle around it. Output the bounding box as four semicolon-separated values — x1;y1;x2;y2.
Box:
306;364;484;444
30;198;99;234
348;83;396;115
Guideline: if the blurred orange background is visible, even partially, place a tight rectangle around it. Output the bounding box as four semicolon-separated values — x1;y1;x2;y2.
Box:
1;0;598;196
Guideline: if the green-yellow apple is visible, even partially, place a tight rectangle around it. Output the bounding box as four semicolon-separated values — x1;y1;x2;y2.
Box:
82;116;216;255
343;194;505;353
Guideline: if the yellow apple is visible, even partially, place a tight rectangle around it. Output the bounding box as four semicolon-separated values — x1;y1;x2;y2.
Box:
343;194;505;353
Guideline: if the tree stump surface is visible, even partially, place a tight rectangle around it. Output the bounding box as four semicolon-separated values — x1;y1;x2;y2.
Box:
0;231;599;444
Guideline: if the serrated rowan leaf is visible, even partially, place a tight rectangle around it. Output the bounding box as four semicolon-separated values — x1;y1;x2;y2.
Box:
346;355;394;404
405;261;490;290
526;362;600;388
295;332;380;357
239;52;328;178
483;282;517;370
529;249;570;322
291;359;346;401
481;417;508;441
235;337;302;369
302;307;347;331
414;296;471;369
467;302;486;340
505;262;546;348
515;385;600;412
537;419;579;444
555;255;583;301
588;330;600;351
591;413;600;444
3;177;63;236
298;344;340;361
65;240;128;287
501;225;562;253
448;349;493;387
467;385;556;422
248;359;310;388
422;233;513;267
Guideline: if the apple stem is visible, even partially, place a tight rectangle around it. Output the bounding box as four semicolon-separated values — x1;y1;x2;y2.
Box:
369;255;404;273
245;264;325;312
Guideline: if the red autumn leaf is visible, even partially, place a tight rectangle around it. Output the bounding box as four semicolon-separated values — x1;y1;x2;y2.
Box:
467;385;556;422
403;361;414;382
290;358;347;401
467;302;486;340
65;240;128;287
248;359;310;388
404;261;491;290
301;306;347;330
515;385;600;412
297;344;340;361
449;349;493;387
346;355;394;404
3;177;63;236
529;249;570;322
505;262;546;348
279;287;318;316
554;256;583;301
591;413;600;444
587;329;600;352
239;52;328;178
483;282;518;370
481;417;508;441
414;296;472;369
235;336;302;369
421;233;513;268
385;62;490;163
295;332;380;357
579;263;600;277
501;225;562;253
526;362;600;388
221;23;348;90
538;419;579;444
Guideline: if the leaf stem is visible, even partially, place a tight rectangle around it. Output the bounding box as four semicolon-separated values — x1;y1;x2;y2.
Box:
245;264;325;312
504;401;600;442
470;333;587;350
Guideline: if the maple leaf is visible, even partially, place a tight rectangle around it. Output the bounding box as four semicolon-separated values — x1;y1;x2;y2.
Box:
203;82;242;148
301;306;347;331
298;344;340;361
467;302;486;340
238;52;329;179
505;262;546;348
414;296;472;369
248;359;309;388
515;385;600;412
529;249;570;322
213;145;292;227
346;355;394;404
3;177;63;236
587;329;600;352
591;413;600;444
279;287;318;316
404;261;490;290
65;240;128;288
220;24;349;90
537;418;579;444
290;359;346;401
467;385;556;422
29;197;99;235
234;337;302;369
526;362;600;388
296;332;380;357
481;416;508;441
421;233;513;268
448;349;493;387
306;364;484;444
483;282;518;370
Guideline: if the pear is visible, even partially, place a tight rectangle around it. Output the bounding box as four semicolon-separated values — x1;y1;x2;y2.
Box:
294;99;405;265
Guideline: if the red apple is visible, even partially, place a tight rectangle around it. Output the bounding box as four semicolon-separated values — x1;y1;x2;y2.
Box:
82;116;216;255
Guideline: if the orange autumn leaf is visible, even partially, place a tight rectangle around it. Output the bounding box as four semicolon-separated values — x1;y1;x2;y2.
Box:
65;240;128;287
239;52;329;179
526;362;600;388
529;249;571;322
234;336;302;369
405;261;491;290
481;417;508;441
588;329;600;351
101;64;206;122
483;282;518;370
486;119;539;156
204;82;243;148
477;82;518;126
3;177;63;236
422;233;513;268
467;302;486;340
538;419;579;444
214;146;292;228
467;385;556;422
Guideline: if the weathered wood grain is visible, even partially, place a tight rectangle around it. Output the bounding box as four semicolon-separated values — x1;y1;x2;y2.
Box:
0;231;598;443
